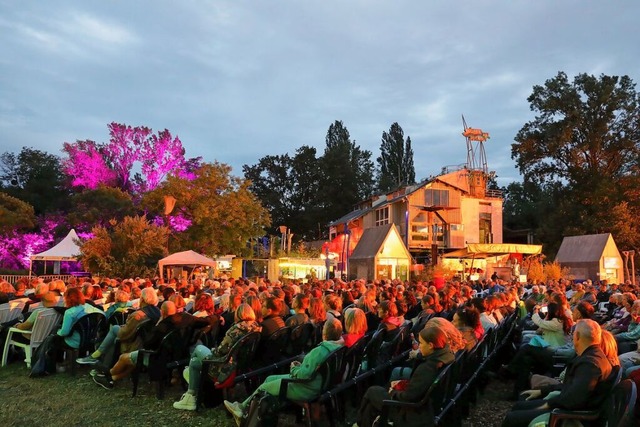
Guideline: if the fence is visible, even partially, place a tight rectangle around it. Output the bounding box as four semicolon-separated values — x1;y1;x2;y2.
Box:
0;275;74;285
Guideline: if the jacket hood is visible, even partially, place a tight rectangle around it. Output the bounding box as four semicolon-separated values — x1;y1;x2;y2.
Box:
430;345;456;366
384;316;404;328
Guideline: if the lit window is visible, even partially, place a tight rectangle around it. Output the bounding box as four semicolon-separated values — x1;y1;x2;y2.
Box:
375;206;389;226
425;189;449;206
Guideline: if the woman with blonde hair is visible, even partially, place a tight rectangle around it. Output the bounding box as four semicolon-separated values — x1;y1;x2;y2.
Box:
174;303;262;411
343;307;367;347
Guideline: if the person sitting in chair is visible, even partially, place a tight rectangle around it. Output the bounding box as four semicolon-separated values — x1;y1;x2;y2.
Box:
501;319;616;427
223;318;345;425
173;303;262;411
353;325;455;427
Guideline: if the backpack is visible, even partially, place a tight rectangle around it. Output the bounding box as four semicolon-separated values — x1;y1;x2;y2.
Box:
241;391;279;427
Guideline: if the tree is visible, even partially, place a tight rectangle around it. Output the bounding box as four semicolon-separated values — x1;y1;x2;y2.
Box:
0;147;70;214
376;122;416;192
79;215;169;278
0;192;35;233
142;162;271;256
319;121;374;232
512;72;640;253
243;146;323;240
62;123;200;193
243;153;294;233
66;186;136;233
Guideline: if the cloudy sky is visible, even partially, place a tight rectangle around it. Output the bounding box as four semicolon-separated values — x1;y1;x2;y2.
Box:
1;1;637;186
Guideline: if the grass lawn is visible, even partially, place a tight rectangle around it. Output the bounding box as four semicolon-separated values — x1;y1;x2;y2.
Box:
0;357;511;426
0;361;235;427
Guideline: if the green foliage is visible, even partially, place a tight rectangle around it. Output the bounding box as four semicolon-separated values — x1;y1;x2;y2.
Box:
143;162;271;256
0;192;36;232
243;146;322;240
79;215;169;278
318;120;374;230
509;72;640;254
244;121;374;241
377;122;416;192
0;147;70;214
67;186;136;232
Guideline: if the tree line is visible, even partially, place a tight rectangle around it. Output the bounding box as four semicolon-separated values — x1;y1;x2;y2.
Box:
2;71;639;274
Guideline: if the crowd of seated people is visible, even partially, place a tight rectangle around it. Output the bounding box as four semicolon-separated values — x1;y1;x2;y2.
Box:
2;273;640;426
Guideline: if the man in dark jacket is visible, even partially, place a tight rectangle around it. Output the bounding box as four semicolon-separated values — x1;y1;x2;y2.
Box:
354;326;455;427
501;319;615;427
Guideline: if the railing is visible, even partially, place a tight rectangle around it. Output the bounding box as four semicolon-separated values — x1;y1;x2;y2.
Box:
0;274;74;284
485;188;503;198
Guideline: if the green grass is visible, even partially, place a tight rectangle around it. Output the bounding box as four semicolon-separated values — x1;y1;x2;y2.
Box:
0;358;511;426
0;362;235;427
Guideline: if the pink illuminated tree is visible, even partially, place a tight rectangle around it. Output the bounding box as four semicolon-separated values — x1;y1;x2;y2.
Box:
62;123;200;194
62;140;116;189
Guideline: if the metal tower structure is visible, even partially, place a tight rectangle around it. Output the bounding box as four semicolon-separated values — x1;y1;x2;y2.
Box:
462;115;489;174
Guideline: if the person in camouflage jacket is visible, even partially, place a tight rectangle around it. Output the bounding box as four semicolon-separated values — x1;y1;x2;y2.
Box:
173;303;262;411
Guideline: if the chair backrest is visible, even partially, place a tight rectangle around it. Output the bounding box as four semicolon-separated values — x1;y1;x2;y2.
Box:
229;331;262;372
259;327;290;364
30;309;62;349
316;346;347;392
380;323;411;358
363;327;386;370
341;334;370;380
411;313;433;336
421;361;455;413
194;316;221;349
0;304;23;324
28;302;42;312
311;321;325;348
72;312;107;352
288;322;314;356
185;300;194;313
108;310;129;326
606;379;637;427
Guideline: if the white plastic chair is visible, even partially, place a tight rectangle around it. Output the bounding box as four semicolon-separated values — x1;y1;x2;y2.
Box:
0;300;25;324
1;309;61;368
27;302;42;312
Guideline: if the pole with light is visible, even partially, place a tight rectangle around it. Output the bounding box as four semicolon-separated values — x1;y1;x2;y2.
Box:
322;241;330;280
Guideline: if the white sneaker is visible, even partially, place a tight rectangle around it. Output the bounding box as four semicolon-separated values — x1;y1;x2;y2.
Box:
224;400;245;421
173;392;196;411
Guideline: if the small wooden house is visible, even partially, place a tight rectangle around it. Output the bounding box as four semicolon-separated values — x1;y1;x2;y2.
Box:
348;224;412;281
555;233;623;283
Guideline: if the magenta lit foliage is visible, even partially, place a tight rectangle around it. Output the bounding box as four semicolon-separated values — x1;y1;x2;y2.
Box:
62;123;201;193
151;213;192;232
76;231;95;240
0;218;57;270
62;140;116;190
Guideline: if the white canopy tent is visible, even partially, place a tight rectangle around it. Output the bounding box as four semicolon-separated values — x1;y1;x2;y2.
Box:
29;229;82;278
157;250;216;280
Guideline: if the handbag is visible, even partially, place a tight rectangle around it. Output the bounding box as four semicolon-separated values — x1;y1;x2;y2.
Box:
208;356;237;386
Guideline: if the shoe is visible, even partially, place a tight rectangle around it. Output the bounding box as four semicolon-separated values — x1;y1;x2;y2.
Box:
76;356;99;365
89;369;106;378
224;400;245;424
93;374;114;389
183;366;189;384
173;392;197;411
